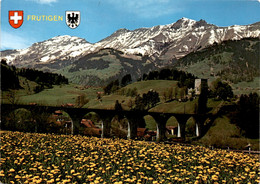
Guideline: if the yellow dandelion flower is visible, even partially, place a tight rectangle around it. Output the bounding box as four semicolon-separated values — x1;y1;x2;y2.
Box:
245;167;250;172
9;168;15;172
212;175;218;181
15;175;21;179
194;180;199;184
46;179;55;184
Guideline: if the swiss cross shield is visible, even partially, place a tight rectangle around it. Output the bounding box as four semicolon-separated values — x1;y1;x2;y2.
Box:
9;11;23;29
66;11;80;29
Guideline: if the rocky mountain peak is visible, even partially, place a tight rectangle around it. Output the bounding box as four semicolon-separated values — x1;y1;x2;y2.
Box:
193;19;213;28
170;17;196;30
1;18;260;68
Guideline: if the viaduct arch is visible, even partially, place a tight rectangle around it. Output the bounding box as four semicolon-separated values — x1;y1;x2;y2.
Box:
1;104;211;141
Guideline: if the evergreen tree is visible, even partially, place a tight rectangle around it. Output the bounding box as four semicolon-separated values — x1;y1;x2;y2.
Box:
134;95;145;111
212;79;233;100
103;80;120;95
121;74;132;87
159;69;171;80
1;63;20;90
236;93;259;138
142;73;148;80
115;100;123;111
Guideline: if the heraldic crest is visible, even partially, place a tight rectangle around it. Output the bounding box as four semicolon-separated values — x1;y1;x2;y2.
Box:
66;11;80;29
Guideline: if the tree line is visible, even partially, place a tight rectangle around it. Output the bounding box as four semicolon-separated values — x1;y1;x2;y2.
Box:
1;60;21;91
142;69;196;88
115;90;160;111
18;68;68;87
232;93;259;138
1;59;68;92
209;79;234;101
104;69;196;95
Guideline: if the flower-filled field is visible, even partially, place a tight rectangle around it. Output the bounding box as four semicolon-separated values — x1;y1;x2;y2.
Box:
1;131;259;183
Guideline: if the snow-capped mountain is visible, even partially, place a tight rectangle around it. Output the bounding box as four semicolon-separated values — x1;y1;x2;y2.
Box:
95;18;260;61
1;35;93;67
1;18;260;68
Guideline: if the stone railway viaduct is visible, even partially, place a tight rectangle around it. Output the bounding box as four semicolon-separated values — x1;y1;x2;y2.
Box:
1;104;212;141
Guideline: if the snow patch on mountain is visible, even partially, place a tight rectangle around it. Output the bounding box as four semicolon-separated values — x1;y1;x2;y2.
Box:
1;35;93;66
1;18;260;66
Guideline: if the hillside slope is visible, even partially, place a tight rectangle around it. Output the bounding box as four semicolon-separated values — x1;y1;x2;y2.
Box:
198;116;259;150
1;18;260;86
175;37;260;94
56;49;156;86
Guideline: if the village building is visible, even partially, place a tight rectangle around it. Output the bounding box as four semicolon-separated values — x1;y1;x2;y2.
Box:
81;119;101;136
137;128;148;137
194;78;208;95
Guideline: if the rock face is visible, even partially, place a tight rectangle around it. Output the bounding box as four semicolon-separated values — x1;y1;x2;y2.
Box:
95;18;260;61
2;18;260;66
1;18;260;85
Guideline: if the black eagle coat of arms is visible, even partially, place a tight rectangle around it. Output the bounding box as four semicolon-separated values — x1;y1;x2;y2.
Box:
66;11;80;29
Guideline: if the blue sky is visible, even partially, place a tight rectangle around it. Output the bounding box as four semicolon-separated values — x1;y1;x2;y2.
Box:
1;0;260;50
